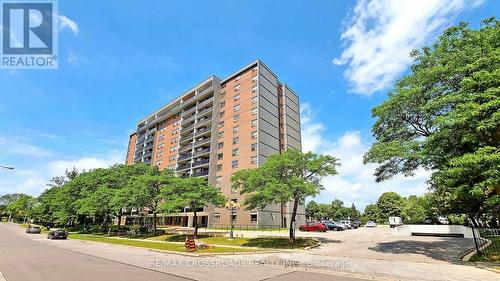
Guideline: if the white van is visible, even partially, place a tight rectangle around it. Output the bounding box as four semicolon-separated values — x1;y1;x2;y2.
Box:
389;217;403;228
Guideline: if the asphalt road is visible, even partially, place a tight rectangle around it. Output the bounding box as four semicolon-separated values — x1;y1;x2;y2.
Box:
0;224;367;281
0;225;191;281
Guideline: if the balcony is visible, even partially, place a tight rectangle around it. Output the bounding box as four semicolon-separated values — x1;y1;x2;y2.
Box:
192;159;209;167
178;144;193;153
193;147;210;156
176;163;191;171
195;118;212;129
193;138;210;147
192;170;209;177
182;105;196;116
180;124;194;133
197;85;213;98
177;153;192;161
181;114;196;125
195;127;211;136
197;107;213;118
197;97;214;108
181;96;196;108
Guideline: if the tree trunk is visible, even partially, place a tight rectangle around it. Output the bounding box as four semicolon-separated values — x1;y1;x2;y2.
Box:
289;197;299;243
117;210;122;227
153;210;157;234
280;201;284;228
193;209;198;238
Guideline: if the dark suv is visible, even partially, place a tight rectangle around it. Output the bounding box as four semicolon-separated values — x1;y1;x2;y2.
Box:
47;228;68;240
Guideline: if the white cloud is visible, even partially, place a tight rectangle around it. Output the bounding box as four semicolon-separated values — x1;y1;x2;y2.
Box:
333;0;483;95
300;105;431;210
0;137;53;158
0;152;124;196
59;15;79;35
47;153;123;178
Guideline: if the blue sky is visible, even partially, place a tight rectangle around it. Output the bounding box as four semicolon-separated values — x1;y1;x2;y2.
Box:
1;0;497;210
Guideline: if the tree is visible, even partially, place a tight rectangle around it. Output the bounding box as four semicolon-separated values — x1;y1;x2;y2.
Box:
349;203;360;220
305;200;319;220
363;204;379;223
126;166;176;234
376;192;404;222
234;149;340;242
166;177;226;237
363;18;500;223
6;194;36;222
402;195;427;224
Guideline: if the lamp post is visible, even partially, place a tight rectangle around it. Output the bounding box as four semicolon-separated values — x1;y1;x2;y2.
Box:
225;201;240;239
0;165;14;170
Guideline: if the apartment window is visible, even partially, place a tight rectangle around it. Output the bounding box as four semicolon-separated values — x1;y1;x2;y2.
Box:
172;129;179;135
213;213;221;223
233;115;240;122
220;92;226;98
251;131;257;139
234;93;240;101
250;213;258;222
252;86;258;93
233;104;240;112
232;148;239;157
169;156;176;161
170;146;177;152
220;101;225;108
232;160;238;168
218;142;224;149
234;84;241;91
235;76;241;81
155;161;162;167
252;76;257;82
158;135;165;141
251;119;257;127
171;138;178;144
251;108;258;115
232;137;239;145
251;143;257;151
215;176;222;184
157;143;164;149
251;96;258;104
219;111;225;118
156;152;163;158
217;153;223;160
251;156;258;165
233;125;240;134
218;121;224;128
216;164;222;172
218;131;224;138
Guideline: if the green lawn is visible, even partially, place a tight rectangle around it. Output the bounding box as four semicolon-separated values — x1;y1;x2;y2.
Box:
69;233;256;253
469;237;500;263
147;234;317;249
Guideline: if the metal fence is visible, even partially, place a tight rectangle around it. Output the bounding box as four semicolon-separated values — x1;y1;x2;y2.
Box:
471;227;500;259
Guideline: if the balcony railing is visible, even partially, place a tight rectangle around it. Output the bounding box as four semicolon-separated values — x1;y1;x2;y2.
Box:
192;159;209;167
177;154;192;161
192;170;209;177
197;85;213;97
176;164;191;171
195;127;211;136
193;148;210;156
180;124;194;133
193;138;210;147
197;97;214;108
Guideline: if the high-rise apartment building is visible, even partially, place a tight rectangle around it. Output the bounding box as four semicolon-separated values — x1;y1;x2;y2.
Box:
125;60;305;228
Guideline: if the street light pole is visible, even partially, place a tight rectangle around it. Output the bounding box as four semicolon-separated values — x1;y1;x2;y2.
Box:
225;201;240;239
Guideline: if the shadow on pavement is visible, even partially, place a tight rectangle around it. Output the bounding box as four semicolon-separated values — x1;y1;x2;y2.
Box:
368;238;475;263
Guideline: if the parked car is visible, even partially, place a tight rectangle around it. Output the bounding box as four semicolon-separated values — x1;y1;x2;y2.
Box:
351;220;361;229
389;216;403;228
338;220;352;229
365;221;377;227
299;222;328;232
47;228;68;240
26;225;41;234
320;220;345;231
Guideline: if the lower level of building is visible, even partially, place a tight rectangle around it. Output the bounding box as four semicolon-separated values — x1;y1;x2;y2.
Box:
119;206;306;229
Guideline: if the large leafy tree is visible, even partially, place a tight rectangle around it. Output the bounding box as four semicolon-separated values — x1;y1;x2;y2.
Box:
166;177;226;237
376;192;405;221
125;166;176;234
233;149;339;242
364;18;500;223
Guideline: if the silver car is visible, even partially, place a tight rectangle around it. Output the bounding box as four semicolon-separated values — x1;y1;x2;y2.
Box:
365;221;377;227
